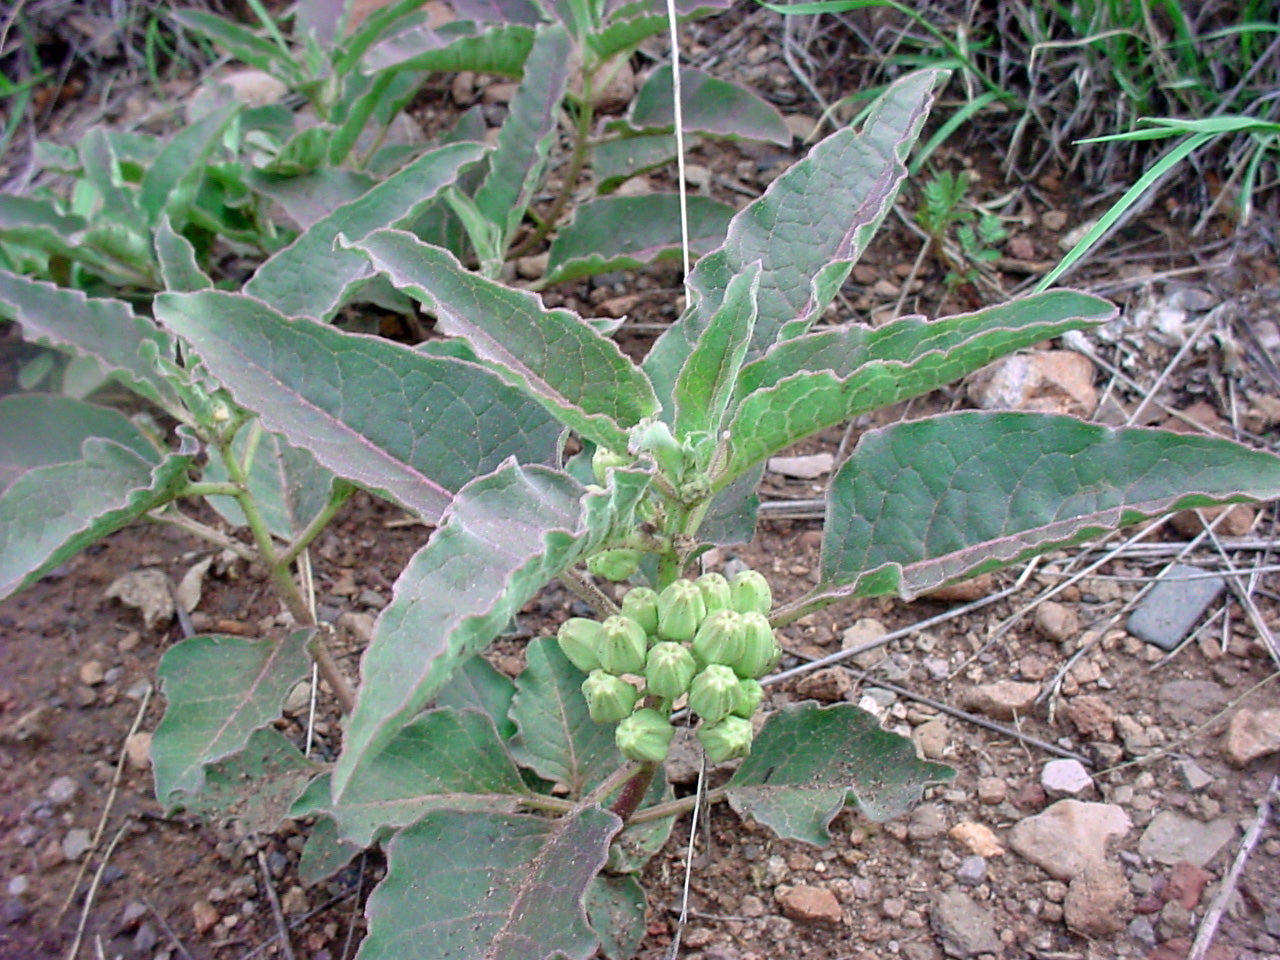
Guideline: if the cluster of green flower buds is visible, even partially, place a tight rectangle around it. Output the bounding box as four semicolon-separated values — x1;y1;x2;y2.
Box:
556;569;779;764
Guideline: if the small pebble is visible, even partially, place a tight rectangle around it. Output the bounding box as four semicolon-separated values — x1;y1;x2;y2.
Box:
956;856;988;886
45;775;80;806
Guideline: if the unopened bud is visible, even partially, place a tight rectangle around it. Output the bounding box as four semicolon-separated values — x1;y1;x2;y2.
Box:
591;446;632;484
596;615;648;675
697;715;754;763
732;678;764;718
582;670;639;724
629;419;685;481
692;609;745;668
587;548;641;582
734;612;781;679
645;641;697;700
657;579;706;642
615;708;676;762
557;617;603;673
729;570;772;616
620;587;659;636
695;573;732;615
687;664;740;724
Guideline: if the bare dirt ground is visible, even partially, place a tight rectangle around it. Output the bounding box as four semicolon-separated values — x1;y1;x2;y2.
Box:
3;3;1280;959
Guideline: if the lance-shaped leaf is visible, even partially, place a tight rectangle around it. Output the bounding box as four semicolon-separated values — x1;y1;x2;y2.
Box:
203;428;336;541
0;269;181;412
673;262;759;438
625;66;790;146
473;24;571;245
727;702;953;845
364;20;535;76
246;168;375;231
0;398;193;599
354;229;658;451
139;102;240;222
177;727;319;834
333;463;649;799
154;290;562;523
359;806;620;960
154;216;213;292
326;708;530;846
644;69;944;403
151;628;314;806
0;195;88;256
244;141;486;319
585;0;733;61
719;290;1116;482
509;637;621;797
592;133;677;193
170;10;301;81
446;0;542;24
819;412;1280;602
543;195;735;287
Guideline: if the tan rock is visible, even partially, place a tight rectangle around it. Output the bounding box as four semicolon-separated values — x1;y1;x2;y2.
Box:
949;821;1004;858
1223;708;1280;766
1008;799;1131;881
924;573;994;603
776;884;842;925
1063;695;1116;741
1033;600;1079;644
912;719;949;760
124;732;152;772
1064;860;1133;937
958;680;1040;720
192;900;220;935
795;667;852;703
79;660;105;686
967;350;1097;417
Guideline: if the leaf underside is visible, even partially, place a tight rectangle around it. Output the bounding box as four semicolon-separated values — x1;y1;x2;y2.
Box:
819;412;1280;601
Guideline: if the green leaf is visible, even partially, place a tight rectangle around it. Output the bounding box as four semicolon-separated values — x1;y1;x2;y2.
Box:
359;806;619;960
584;0;732;62
473;24;572;245
244;140;487;319
673;262;759;439
353;229;659;451
720;289;1116;481
203;428;336;541
151;628;314;806
245;168;375;231
327;708;530;846
153;216;212;292
819;412;1280;601
542;195;735;287
262;125;334;177
626;66;791;146
332;463;649;801
592;133;676;193
364;20;535;76
644;69;945;403
172;11;299;79
79;128;144;232
435;655;518;740
509;637;620;797
0;413;192;599
177;726;319;834
139;103;240;222
585;875;647;960
154;289;563;523
0;394;154;492
0;194;88;253
297;813;364;886
0;269;181;412
727;702;954;844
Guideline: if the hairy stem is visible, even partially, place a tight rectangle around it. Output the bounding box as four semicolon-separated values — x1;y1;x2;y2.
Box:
149;508;258;563
560;566;621;618
628;785;730;825
609;760;658;823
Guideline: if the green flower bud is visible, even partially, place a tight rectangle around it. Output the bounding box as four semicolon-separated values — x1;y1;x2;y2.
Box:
657;579;706;642
692;609;745;668
732;678;764;718
591;446;632;484
629;419;686;481
695;572;732;615
734;612;781;679
582;670;639;724
620;586;659;636
557;617;604;673
615;708;676;762
645;641;697;699
587;548;641;582
596;615;648;675
729;569;772;616
697;715;754;763
687;664;740;724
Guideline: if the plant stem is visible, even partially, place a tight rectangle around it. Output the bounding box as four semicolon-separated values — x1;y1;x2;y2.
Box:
609;761;659;823
628;785;731;825
149;507;258;563
560;567;621;618
278;481;357;570
509;83;596;258
582;761;642;808
517;794;577;815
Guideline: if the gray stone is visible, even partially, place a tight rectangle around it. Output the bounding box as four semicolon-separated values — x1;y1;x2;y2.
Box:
1175;759;1216;791
1128;916;1158;945
1064;860;1133;937
955;856;988;886
907;803;949;841
930;888;1000;957
45;775;79;806
62;828;92;861
1223;708;1280;765
1156;679;1228;722
1127;564;1226;650
1138;811;1237;866
1008;799;1132;881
